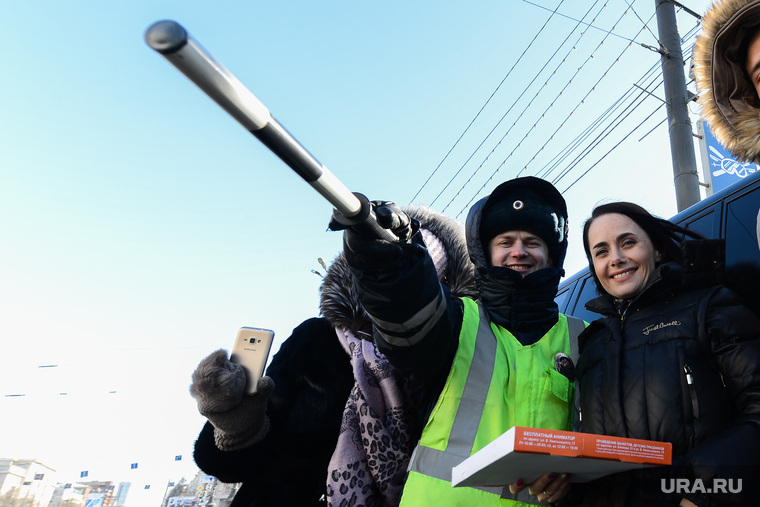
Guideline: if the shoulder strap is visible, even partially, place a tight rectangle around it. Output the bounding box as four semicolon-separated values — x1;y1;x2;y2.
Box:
697;286;721;346
564;314;587;432
697;286;726;384
565;315;586;365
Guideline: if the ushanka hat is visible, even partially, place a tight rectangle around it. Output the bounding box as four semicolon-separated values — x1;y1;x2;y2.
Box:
694;0;760;163
479;176;569;269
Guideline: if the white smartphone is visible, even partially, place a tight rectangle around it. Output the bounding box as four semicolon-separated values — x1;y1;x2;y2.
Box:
229;327;275;395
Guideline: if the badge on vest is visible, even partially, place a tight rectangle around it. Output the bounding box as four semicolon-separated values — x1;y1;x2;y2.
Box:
554;352;576;382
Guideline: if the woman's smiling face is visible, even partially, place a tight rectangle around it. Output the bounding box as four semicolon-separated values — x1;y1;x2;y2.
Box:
587;213;661;300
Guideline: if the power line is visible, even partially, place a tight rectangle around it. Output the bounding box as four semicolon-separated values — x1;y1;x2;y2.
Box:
532;8;663;182
561;101;666;192
539;58;663;183
623;0;660;46
451;2;645;217
516;39;642;177
555;42;701;190
421;2;705;215
542;20;701;190
522;0;660;49
428;0;605;211
536;93;629;181
550;78;658;186
637;110;668;142
407;0;569;205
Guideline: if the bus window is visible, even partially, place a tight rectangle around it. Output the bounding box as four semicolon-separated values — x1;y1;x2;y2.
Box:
680;205;719;239
567;275;603;323
725;186;760;265
554;284;573;314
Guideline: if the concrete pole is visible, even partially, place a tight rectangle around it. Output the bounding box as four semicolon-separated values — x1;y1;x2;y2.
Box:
655;0;701;212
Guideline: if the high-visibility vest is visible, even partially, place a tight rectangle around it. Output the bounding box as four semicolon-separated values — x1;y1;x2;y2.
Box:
399;297;579;506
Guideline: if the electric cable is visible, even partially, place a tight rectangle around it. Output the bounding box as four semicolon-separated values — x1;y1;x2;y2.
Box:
450;3;648;217
408;0;569;205
428;0;605;210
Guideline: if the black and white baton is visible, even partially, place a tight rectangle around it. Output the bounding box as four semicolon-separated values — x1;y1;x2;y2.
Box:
144;19;395;240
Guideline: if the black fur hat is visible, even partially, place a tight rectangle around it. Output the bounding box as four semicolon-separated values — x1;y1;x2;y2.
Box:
479;176;569;269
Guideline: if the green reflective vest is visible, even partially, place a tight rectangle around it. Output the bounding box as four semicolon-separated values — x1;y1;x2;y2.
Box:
399;297;579;506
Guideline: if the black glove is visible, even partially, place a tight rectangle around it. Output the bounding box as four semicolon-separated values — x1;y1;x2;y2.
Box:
329;199;419;243
190;349;274;451
372;201;418;242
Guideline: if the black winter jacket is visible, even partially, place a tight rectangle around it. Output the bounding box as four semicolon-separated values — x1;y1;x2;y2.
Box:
572;261;760;507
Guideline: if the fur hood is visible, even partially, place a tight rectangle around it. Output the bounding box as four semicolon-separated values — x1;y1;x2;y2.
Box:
318;205;476;335
694;0;760;164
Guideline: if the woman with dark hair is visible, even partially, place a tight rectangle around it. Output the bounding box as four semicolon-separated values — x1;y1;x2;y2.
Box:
570;201;760;507
580;202;700;295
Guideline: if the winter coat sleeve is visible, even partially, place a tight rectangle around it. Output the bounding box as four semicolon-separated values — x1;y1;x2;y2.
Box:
193;419;271;483
193;317;354;506
342;231;462;414
678;287;760;506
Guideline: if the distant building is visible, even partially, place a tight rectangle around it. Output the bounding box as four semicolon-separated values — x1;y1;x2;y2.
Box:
0;458;56;507
211;482;241;507
162;471;242;507
78;480;118;506
49;482;90;507
114;482;130;506
167;496;196;507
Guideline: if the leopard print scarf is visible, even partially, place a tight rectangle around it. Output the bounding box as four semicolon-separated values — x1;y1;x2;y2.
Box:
326;327;417;507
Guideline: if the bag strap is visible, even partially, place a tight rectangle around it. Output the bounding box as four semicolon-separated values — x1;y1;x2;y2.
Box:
565;315;585;365
696;286;726;386
565;315;587;431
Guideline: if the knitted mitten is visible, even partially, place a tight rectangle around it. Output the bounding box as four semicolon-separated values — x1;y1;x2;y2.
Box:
190;349;274;451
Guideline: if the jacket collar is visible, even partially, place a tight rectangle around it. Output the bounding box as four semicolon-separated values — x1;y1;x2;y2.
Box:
585;262;683;318
477;265;561;344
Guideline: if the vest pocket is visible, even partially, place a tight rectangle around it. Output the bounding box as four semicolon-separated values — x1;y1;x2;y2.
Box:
547;367;570;403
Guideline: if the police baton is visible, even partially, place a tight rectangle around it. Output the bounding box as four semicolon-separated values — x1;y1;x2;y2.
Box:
144;19;395;240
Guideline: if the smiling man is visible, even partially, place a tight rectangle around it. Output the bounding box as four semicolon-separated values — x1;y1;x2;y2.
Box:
487;231;551;275
337;176;585;506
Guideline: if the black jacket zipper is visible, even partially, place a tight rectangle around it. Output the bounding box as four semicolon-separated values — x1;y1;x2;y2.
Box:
684;364;699;420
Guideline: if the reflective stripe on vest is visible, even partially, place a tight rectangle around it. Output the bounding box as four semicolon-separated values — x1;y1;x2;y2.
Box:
407;302;500;493
402;299;570;506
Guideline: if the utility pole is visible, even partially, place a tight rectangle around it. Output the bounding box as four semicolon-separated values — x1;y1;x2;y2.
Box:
655;0;702;212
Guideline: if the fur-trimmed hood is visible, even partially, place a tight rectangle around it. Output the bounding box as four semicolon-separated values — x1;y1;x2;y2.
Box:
694;0;760;164
318;205;476;335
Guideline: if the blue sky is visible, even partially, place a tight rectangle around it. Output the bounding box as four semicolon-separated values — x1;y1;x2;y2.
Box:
0;0;716;503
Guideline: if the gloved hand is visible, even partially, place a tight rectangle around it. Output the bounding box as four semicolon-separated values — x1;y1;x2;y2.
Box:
332;200;420;270
190;349;275;451
329;199;419;243
372;201;418;242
